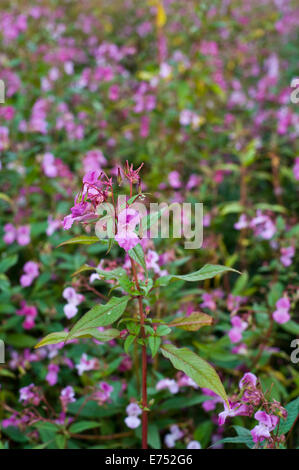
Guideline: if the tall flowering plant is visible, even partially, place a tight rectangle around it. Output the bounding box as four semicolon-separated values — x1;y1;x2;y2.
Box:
35;162;236;449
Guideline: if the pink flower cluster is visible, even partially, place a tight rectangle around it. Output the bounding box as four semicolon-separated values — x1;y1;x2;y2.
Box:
234;211;276;240
3;223;30;246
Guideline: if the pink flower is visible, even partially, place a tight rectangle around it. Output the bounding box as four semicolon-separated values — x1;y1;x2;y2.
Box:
0;126;9;151
168;171;181;189
19;384;40;406
63;287;84;319
3;223;16;244
200;293;216;311
280;246;295;267
272;296;290;324
46;364;60;386
218;401;252;425
16;301;38;330
46;216;61;236
126;403;142;417
42;152;58;178
249;211;276;240
156;378;179;394
251;411;279;443
125;416;141;429
187;440;201;449
239;372;257;389
115;208;140;252
60;386;76;409
20;261;39;287
16;225;31;246
124;402;142;429
234;214;248;230
93;381;113;404
75;353;97;375
165;425;184;448
228;315;248;344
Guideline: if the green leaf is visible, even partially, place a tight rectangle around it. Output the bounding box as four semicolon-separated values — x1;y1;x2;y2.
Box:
128;244;147;273
70;328;120;342
156;264;239;286
66;296;129;341
35;331;68;348
71;264;95;277
168;312;213;331
0;255;18;273
57;235;103;247
155;325;172;336
148;336;161;357
210;426;254;449
69;421;100;434
124;334;135;354
279;397;299;435
160;344;228;404
232;272;248;296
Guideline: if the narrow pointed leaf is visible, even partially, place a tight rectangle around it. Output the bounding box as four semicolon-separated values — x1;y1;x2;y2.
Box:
66;296;129;340
156;264;240;286
161;343;228;404
169;312;213;331
57;236;105;247
35;332;69;349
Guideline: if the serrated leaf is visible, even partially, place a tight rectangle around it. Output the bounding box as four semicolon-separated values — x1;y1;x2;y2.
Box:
66;296;129;341
279;397;299;435
156;264;240;286
160;344;228;404
71;328;120;342
169;312;213;331
35;331;69;348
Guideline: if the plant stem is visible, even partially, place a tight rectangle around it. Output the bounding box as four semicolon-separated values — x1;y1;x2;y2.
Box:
130;257;148;449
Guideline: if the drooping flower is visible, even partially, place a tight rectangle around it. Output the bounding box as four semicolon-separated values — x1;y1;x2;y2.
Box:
124;402;142;429
280;246;295;267
228;315;248;344
46;364;60;386
156;378;179;394
75;353;98;376
115;208;141;252
272;296;290;324
218;400;252;425
164;425;184;448
20;261;39;287
19;383;41;406
62;287;84;319
251;411;279;443
187;440;201;449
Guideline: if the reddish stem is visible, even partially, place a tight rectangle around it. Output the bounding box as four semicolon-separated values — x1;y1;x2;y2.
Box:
130;258;148;449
